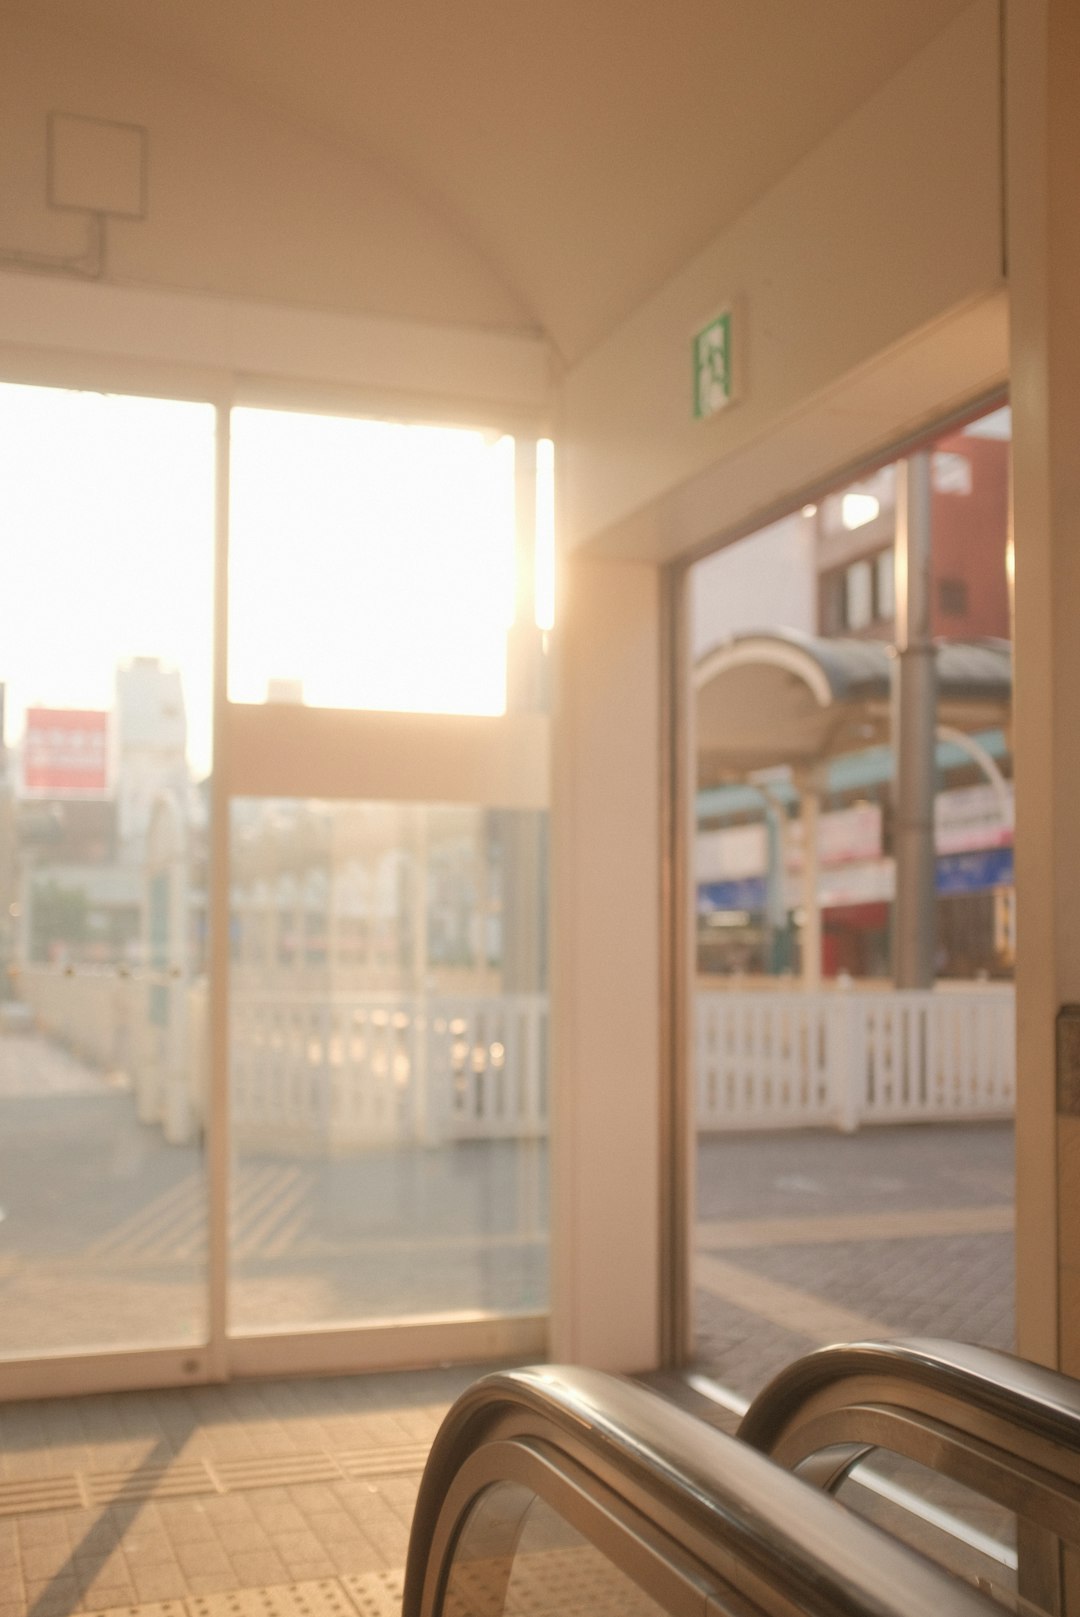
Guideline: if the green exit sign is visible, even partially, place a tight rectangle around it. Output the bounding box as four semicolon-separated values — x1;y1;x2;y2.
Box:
693;309;735;419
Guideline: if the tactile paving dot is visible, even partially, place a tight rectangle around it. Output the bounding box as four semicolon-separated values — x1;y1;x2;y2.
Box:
90;1605;187;1617
340;1569;406;1617
187;1582;359;1617
445;1547;662;1617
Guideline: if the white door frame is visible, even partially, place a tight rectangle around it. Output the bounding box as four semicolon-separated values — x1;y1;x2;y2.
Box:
0;354;550;1401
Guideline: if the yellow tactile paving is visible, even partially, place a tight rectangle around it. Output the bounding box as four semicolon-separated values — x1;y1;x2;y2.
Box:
697;1203;1013;1251
695;1253;891;1342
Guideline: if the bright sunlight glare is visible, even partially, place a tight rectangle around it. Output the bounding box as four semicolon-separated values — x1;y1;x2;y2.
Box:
0;382;216;777
0;387;529;792
535;438;556;633
228;408;516;716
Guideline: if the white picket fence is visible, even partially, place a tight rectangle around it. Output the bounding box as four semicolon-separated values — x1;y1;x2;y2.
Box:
14;968;1014;1144
230;992;548;1150
227;985;1015;1142
696;987;1015;1132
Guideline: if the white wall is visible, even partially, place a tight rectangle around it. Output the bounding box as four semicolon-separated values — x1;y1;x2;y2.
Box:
691;512;817;658
0;13;531;334
560;0;1006;561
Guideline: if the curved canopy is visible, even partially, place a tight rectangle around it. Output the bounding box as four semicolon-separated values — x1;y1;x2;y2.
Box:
694;630;1011;782
10;0;970;363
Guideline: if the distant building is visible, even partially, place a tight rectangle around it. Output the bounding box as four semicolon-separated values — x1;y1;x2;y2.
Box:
114;657;188;862
692;409;1014;982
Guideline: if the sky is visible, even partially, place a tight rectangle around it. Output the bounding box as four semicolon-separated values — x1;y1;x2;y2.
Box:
0;384;550;781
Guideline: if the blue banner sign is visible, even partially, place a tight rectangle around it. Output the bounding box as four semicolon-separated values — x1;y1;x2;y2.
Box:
698;847;1014;916
935;846;1014;895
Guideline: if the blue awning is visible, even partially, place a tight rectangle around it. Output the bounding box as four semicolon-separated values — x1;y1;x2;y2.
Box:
695;629;1011;781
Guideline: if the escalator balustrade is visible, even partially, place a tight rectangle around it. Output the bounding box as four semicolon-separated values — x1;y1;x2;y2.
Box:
740;1338;1080;1615
404;1363;1001;1617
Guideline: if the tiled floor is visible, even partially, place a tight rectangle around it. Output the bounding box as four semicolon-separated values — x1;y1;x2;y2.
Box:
0;1034;547;1359
694;1121;1014;1397
0;1365;487;1617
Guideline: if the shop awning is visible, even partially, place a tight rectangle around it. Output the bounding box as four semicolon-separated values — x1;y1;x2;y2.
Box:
694;630;1011;783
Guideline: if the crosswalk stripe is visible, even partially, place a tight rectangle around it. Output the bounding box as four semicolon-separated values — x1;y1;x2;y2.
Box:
84;1173;203;1259
82;1163;312;1267
232;1169;309;1260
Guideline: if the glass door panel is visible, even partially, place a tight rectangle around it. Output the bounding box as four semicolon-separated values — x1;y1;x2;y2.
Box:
0;383;215;1358
224;403;551;1350
227;798;548;1335
228;407;516;715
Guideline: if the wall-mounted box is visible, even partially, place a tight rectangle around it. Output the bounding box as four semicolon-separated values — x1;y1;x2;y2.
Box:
48;112;147;219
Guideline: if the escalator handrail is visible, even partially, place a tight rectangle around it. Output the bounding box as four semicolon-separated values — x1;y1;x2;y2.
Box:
739;1338;1080;1467
403;1363;998;1617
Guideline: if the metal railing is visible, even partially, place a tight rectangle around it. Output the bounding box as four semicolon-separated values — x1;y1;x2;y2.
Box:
403;1364;998;1617
739;1339;1080;1614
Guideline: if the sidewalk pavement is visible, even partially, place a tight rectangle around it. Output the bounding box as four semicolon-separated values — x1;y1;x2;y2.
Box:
694;1122;1014;1398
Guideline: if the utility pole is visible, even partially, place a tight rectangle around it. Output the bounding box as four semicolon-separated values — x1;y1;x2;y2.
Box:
892;452;937;988
797;772;822;990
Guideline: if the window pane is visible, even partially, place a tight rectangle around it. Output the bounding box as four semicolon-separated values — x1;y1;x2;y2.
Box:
228;409;516;715
228;798;548;1334
690;402;1013;1397
448;1486;668;1617
0;383;214;1356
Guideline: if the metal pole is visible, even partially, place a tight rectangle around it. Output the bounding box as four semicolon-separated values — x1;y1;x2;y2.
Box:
761;793;789;974
799;777;822;990
892;452;937;989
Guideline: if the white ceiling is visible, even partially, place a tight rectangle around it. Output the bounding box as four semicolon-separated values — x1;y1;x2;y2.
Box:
17;0;973;364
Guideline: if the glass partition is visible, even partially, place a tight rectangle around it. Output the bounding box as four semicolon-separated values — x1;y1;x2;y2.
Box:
445;1484;667;1617
0;383;214;1357
227;797;548;1335
0;377;549;1390
689;403;1014;1394
836;1455;1020;1612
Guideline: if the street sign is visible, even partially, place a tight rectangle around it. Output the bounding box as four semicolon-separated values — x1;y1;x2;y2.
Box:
693;309;735;419
23;708;109;795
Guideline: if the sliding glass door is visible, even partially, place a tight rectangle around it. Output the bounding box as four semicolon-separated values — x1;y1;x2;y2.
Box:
0;381;215;1381
0;375;551;1395
223;405;551;1373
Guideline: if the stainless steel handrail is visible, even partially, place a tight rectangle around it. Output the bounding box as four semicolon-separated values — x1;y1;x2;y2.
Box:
739;1339;1080;1523
403;1364;999;1617
739;1339;1080;1615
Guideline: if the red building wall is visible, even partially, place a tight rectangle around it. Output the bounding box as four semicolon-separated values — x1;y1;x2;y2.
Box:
930;431;1010;640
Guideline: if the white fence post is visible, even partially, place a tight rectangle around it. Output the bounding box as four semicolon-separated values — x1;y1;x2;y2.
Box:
834;989;862;1133
694;984;1013;1134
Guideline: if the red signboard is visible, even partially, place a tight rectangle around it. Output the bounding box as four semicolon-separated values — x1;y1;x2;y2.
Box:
23;708;108;794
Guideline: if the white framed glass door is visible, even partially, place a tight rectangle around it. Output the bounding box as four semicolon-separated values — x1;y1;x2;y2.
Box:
0;376;218;1396
0;371;552;1396
219;404;551;1378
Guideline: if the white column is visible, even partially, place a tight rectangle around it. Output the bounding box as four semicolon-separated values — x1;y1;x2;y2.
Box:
507;436;546;713
550;555;662;1372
